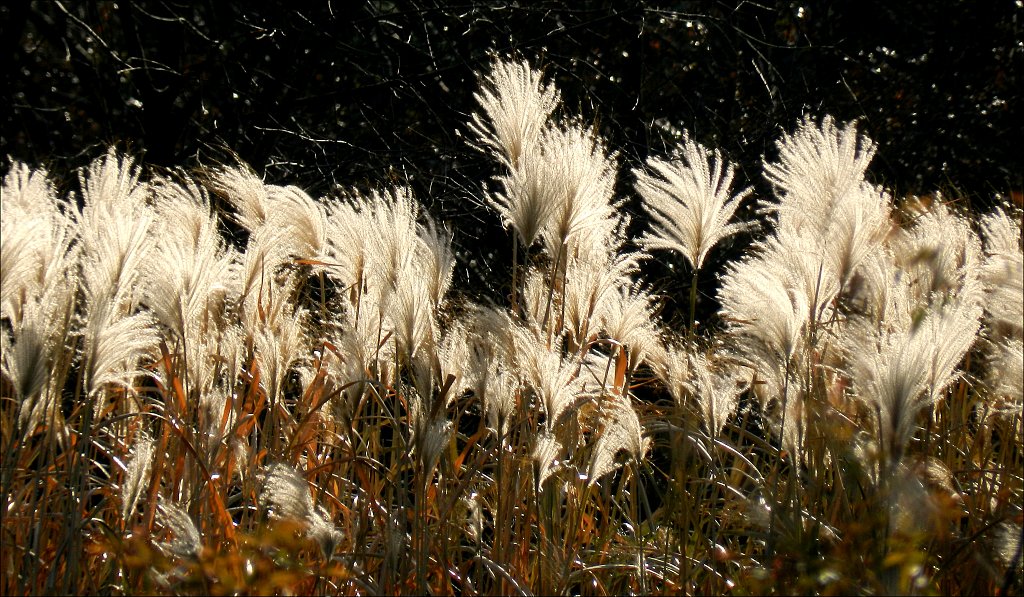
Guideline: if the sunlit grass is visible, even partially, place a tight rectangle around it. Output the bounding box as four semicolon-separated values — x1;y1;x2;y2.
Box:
1;57;1021;596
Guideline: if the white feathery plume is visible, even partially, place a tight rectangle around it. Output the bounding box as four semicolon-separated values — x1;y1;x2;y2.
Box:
362;187;420;295
207;163;271;232
650;342;691;407
1;160;57;213
148;175;238;342
261;463;343;558
689;352;746;436
415;217;456;308
759;118;894;342
210;324;246;386
77;151;153;313
568;207;636;276
77;152;160;405
485;116;621;259
458;494;484;545
891;199;983;304
778;385;809;460
979;204;1024;339
744;351;799;422
821;182;893;287
636;136;753;271
0;168;79;392
79;207;153;313
266;183;329;264
0;162;74;322
196;325;245;435
252;305;309;403
763;115;876;239
519;266;557;330
466;304;519;362
329;290;395;413
490;140;562;248
78;148;150;215
532;430;565;487
0;215;37;315
986;338;1023;418
1;269;78;432
915;293;984;402
262;463;319;522
238;225;293;306
579;348;617;393
4;299;58;429
718;253;810;365
387;271;435;362
472;353;517;437
757;233;842;326
718;250;811;416
469;56;560;168
845;248;918;335
587;392;649;485
221;175;326;300
83;301;160;398
845;297;982;465
436;320;472;399
156;500;203;559
537;123;618;261
410;317;466;411
213;169;328;301
325;200;369;295
242;264;302;330
597;284;661;373
560;251;638;347
407;386;453;480
464;305;519;434
121;431;155;521
151;173;212;248
514;326;588;430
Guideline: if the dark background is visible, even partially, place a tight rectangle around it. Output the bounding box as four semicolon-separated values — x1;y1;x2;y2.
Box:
3;1;1021;320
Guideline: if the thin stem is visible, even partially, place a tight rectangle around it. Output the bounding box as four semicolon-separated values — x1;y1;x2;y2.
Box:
688;268;699;339
766;356;792;561
495;420;506;594
319;270;328;324
541;242;565;341
511;235;520;317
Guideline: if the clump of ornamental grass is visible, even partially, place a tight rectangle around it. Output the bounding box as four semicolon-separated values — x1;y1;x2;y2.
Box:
635;134;753;333
0;56;1020;597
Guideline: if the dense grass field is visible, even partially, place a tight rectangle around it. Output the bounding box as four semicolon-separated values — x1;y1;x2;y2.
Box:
1;57;1021;595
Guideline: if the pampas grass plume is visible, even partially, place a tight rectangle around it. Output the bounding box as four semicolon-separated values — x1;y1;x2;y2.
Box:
121;432;155;521
261;463;342;558
470;56;560;167
636;136;752;271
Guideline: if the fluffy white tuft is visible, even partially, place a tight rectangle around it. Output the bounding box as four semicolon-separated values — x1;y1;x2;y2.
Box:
637;136;753;271
469;56;560;168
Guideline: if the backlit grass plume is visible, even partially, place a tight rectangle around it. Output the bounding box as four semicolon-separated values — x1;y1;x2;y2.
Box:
636;135;753;272
763;115;876;238
261;463;343;558
846;296;983;467
470;55;560;168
